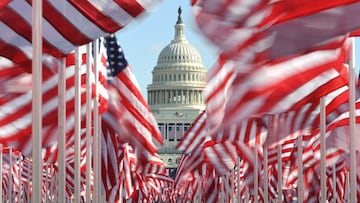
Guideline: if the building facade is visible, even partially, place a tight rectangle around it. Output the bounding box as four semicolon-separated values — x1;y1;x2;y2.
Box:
147;7;207;177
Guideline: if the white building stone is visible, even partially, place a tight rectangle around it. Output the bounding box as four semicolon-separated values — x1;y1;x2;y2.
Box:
147;7;207;177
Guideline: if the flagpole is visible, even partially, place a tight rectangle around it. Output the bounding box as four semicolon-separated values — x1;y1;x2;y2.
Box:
93;39;101;203
320;96;326;203
74;47;81;203
263;115;272;203
254;140;258;203
32;0;43;202
346;171;350;201
85;43;93;202
297;134;303;203
277;145;282;203
19;159;24;202
57;57;66;203
332;164;337;201
9;147;12;203
236;157;241;202
349;37;357;203
263;148;268;203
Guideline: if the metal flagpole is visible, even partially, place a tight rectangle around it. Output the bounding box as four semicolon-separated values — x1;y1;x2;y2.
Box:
74;47;82;203
297;134;303;203
277;145;282;203
332;164;337;201
9;147;12;203
93;39;101;203
349;37;357;203
57;58;66;203
320;96;326;203
263;114;272;203
32;0;43;202
263;148;268;203
254;140;258;203
85;43;93;202
346;171;350;201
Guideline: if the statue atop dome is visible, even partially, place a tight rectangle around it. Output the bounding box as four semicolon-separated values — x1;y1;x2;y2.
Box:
177;6;183;24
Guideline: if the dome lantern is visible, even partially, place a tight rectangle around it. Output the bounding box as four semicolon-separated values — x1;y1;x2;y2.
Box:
173;6;185;43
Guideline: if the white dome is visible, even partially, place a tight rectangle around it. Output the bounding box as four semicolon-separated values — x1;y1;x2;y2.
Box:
157;40;203;65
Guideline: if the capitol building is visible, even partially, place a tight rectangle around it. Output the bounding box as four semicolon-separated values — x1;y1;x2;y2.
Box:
147;7;207;177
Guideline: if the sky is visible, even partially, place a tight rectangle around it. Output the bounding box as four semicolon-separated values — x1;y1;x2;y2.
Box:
115;0;360;98
115;0;219;97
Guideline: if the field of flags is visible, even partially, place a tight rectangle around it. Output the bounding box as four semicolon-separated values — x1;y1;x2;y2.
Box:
1;0;360;202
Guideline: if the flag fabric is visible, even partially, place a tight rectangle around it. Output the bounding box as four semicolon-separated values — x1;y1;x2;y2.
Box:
326;161;347;202
0;0;161;65
176;110;207;153
0;44;108;157
102;34;163;159
206;40;350;143
194;0;360;65
204;54;236;131
100;34;166;201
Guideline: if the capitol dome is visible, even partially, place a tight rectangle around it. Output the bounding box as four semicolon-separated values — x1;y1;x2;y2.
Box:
147;7;207;109
156;36;203;66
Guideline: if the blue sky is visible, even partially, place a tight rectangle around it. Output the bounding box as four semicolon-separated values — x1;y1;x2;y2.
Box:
116;1;360;97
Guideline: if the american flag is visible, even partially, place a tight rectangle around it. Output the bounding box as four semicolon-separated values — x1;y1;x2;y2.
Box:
104;35;128;80
100;34;165;201
0;45;109;157
102;34;163;154
0;0;161;66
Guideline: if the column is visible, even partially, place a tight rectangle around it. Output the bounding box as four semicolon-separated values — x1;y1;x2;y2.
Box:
171;90;175;104
165;90;169;104
189;90;193;104
154;91;156;104
162;90;165;104
181;90;184;104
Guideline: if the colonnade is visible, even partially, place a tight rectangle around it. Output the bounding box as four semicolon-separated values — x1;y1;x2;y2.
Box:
148;89;204;105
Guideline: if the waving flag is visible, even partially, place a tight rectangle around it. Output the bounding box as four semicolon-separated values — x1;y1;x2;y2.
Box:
0;0;161;66
102;34;163;157
194;0;360;65
0;44;109;157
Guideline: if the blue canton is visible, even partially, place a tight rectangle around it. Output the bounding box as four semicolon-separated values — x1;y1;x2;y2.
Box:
104;34;129;79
